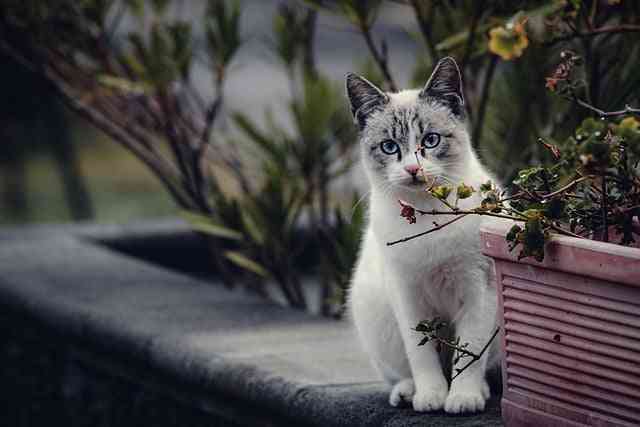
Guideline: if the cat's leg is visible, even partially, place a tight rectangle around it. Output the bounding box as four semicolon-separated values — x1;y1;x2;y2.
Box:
445;267;498;414
352;285;415;407
387;279;449;412
349;232;414;406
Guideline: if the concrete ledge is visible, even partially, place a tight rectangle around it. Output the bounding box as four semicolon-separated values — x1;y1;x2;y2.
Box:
0;222;502;426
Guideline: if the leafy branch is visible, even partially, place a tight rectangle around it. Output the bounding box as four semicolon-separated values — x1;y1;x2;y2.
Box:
415;318;500;382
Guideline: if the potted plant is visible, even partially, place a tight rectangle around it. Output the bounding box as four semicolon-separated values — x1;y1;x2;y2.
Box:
397;48;640;425
481;212;640;427
480;78;640;424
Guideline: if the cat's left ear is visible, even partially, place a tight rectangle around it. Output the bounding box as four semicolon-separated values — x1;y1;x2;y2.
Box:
419;57;465;117
346;73;389;130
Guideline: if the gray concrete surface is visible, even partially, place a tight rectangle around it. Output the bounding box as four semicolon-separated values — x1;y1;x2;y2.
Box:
0;222;502;426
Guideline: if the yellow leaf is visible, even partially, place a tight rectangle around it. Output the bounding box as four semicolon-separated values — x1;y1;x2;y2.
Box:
224;251;271;278
456;183;475;199
619;116;639;132
180;211;243;240
488;20;529;61
97;74;151;94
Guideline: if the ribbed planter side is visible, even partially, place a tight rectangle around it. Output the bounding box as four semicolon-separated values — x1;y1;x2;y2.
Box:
481;221;640;427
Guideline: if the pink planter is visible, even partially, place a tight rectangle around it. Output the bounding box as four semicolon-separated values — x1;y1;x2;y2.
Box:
480;221;640;427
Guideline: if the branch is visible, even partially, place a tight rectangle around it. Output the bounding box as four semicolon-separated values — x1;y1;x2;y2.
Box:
0;39;195;210
302;7;319;78
601;175;609;242
360;23;397;91
472;55;498;148
549;223;585;239
541;175;593;199
387;214;469;246
546;24;640;45
409;0;438;63
460;0;485;73
451;327;501;381
574;98;640;117
413;207;522;221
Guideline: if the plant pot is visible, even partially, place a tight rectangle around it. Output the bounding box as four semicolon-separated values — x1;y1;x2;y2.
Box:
480;220;640;427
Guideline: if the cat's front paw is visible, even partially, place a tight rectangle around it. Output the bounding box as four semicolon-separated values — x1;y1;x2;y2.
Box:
444;388;488;414
411;386;448;412
389;378;415;407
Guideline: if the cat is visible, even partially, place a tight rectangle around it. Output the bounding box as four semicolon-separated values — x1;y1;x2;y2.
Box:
346;57;500;414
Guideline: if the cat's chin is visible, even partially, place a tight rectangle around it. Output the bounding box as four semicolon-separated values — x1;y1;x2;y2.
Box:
388;183;430;201
392;178;435;194
397;183;426;193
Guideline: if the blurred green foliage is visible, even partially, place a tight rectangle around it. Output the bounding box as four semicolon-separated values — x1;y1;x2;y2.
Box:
2;0;639;314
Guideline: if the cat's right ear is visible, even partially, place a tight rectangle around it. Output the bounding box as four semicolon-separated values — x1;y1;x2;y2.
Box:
346;73;389;130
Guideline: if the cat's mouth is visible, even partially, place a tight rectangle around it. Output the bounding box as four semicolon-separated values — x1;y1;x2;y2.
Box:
397;174;435;190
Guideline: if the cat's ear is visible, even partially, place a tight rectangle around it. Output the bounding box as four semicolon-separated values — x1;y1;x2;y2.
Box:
419;57;465;117
346;73;389;130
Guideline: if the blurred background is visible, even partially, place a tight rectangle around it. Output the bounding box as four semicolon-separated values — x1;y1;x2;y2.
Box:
0;0;419;225
1;0;639;314
1;0;638;225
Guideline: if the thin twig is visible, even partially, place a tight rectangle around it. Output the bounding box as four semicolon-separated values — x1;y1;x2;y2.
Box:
412;207;522;221
451;327;501;381
546;24;640;45
575;98;640;117
387;214;469;246
409;0;438;63
549;223;585;239
360;23;397;91
541;175;593;199
472;55;498;148
601;174;609;242
460;0;485;73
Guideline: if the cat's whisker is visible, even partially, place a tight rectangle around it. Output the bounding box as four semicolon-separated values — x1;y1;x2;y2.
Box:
351;190;371;220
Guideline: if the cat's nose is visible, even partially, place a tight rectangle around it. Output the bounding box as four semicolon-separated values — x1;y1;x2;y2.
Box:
404;164;421;176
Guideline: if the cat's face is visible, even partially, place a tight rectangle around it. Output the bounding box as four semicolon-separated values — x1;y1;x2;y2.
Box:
346;57;471;195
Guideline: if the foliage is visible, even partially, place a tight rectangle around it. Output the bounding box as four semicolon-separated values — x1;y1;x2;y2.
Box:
1;0;241;215
186;3;360;315
488;16;529;60
415;318;500;383
392;54;640;261
3;0;639;316
0;0;362;316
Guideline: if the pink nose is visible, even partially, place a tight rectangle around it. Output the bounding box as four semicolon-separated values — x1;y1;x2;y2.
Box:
404;164;421;176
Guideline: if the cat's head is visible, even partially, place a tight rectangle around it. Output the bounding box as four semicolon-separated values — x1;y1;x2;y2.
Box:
346;57;471;196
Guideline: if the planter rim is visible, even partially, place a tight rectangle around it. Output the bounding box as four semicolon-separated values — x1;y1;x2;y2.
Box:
480;219;640;287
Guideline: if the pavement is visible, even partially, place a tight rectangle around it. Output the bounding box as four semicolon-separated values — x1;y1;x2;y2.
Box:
0;221;503;426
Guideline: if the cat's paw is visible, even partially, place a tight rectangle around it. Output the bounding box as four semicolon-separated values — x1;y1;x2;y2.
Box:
411;386;448;412
444;390;487;414
389;378;415;407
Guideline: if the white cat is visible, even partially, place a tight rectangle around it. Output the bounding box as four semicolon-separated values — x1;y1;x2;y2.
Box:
346;57;499;414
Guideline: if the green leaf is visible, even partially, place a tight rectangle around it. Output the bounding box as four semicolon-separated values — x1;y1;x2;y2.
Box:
241;210;265;245
124;0;145;19
233;113;286;165
456;183;475;199
418;336;431;346
430;185;452;200
205;0;242;66
506;224;522;242
479;180;493;192
224;251;271;278
180;211;243;240
97;74;151;94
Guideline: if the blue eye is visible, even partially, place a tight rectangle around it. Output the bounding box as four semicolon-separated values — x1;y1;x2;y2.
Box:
422;132;441;149
380;140;400;155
